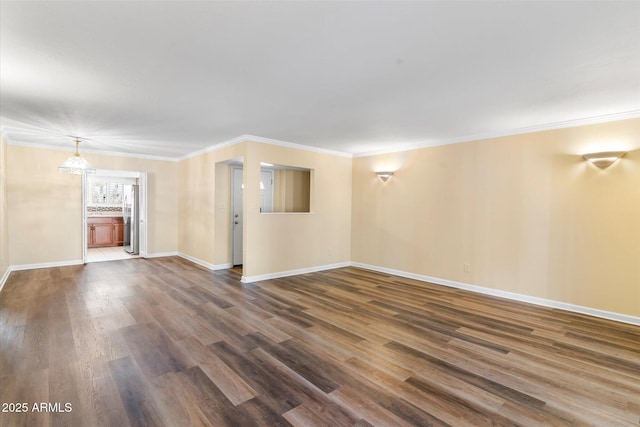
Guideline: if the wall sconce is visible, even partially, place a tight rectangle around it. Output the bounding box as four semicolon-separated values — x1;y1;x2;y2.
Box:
376;171;394;182
583;151;626;169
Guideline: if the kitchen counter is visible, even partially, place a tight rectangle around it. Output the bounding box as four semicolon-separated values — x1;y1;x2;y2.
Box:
87;212;123;218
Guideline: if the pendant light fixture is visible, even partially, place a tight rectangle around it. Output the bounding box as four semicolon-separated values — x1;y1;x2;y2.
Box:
58;137;96;175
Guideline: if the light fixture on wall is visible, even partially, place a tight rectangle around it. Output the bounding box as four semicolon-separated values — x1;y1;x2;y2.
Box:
376;171;394;182
583;151;626;169
58;137;96;175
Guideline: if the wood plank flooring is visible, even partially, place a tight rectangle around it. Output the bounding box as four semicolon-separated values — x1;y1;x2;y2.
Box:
1;257;639;426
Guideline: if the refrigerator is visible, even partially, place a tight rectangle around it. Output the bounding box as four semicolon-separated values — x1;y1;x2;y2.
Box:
123;184;139;254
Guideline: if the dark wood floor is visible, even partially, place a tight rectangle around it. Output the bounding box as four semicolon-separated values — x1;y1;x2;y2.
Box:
1;257;639;426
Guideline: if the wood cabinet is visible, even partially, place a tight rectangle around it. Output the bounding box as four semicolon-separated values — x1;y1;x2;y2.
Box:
88;217;124;248
113;222;124;245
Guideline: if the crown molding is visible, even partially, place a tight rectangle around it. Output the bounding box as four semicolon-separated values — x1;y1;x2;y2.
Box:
4;131;354;163
177;134;353;161
353;110;640;158
3;110;638;161
4;138;179;162
176;135;250;161
243;134;353;158
79;146;178;162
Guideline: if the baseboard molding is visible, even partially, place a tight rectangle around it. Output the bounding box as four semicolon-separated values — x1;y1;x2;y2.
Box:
241;261;351;283
10;259;84;272
146;251;179;258
0;267;11;293
351;262;640;326
177;252;231;271
214;263;233;270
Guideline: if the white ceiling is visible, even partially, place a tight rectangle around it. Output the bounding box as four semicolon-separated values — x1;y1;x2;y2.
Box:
1;1;639;159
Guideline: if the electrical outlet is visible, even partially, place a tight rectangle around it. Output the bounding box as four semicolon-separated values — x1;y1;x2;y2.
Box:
463;263;471;272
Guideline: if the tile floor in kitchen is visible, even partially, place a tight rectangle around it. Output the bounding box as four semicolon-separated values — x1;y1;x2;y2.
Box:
86;246;139;263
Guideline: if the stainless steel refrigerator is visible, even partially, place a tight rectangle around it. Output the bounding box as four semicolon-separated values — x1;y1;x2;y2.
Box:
123;184;139;254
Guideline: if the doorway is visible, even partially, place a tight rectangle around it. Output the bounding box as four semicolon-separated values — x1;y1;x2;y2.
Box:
82;169;148;264
229;168;274;267
231;167;243;266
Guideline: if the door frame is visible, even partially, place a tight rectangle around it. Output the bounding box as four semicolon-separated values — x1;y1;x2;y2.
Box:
138;172;148;257
82;173;88;263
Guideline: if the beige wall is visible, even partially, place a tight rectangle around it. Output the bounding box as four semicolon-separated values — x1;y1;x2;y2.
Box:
6;145;178;265
245;142;352;278
7;145;83;265
0;137;9;280
273;169;311;212
178;140;352;278
352;118;640;317
213;162;232;265
178;142;246;266
86;152;179;255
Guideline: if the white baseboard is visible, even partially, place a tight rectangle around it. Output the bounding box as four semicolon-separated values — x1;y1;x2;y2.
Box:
146;251;179;258
214;263;233;270
10;259;84;271
241;261;351;283
177;252;231;271
0;267;11;292
351;262;640;327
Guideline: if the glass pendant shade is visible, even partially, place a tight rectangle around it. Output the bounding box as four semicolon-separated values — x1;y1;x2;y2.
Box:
58;138;96;175
58;154;96;175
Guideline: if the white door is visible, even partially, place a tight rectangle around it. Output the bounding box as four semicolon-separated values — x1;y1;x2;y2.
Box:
260;170;274;213
232;167;243;266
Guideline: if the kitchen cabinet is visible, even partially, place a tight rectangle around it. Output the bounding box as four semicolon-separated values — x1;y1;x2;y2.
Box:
113;222;124;245
88;216;124;248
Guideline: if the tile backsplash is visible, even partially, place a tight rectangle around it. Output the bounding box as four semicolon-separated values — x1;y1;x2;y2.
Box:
87;206;123;214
